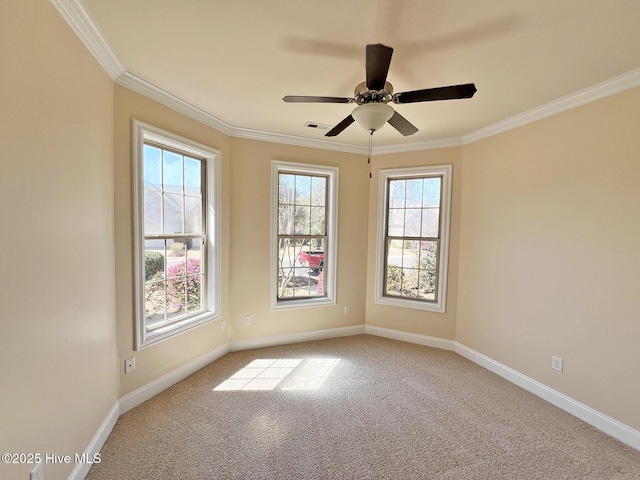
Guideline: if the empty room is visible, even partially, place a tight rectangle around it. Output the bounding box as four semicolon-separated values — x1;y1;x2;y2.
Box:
1;1;639;479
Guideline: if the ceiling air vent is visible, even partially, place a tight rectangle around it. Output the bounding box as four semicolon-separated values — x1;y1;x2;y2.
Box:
304;122;331;131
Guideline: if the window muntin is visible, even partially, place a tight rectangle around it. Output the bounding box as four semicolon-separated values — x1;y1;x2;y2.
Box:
384;176;441;301
134;121;220;349
143;143;206;327
271;161;338;309
376;165;451;313
277;172;328;300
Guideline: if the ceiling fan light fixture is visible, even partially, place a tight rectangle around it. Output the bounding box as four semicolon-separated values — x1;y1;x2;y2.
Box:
352;103;394;132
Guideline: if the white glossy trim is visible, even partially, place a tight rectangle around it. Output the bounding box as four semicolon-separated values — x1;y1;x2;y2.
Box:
454;343;640;452
365;325;456;351
49;0;124;80
270;160;339;310
119;343;229;414
229;325;365;352
53;1;640;153
366;325;640;452
375;164;452;313
68;402;119;480
132;121;221;349
462;67;640;145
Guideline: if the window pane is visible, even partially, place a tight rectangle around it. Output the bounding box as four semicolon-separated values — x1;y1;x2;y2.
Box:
421;208;440;238
402;267;419;297
423;177;441;208
144;189;162;234
311;177;326;206
163;193;183;234
278;205;294;235
385;265;403;296
185;195;202;234
310;206;326;235
144;145;162;189
402;241;419;268
383;172;444;304
389;179;406;208
184;157;201;196
145;280;166;325
279;174;295;204
294;175;311;205
406;179;423;207
144;240;165;282
386;239;402;268
388;209;404;236
163;150;183;194
294;205;311;235
404;209;422;237
277;236;325;300
418;241;438;300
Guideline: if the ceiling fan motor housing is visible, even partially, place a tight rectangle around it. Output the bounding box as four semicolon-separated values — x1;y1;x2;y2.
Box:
354;81;394;104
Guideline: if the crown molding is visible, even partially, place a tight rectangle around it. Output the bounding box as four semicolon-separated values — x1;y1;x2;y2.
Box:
49;0;124;80
373;137;462;155
462;67;640;145
53;0;640;154
116;72;235;136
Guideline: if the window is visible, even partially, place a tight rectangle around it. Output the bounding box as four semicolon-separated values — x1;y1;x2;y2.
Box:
271;161;338;309
133;121;220;349
375;165;452;313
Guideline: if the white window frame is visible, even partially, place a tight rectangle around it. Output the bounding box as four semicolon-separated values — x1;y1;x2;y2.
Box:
270;160;338;310
375;164;452;313
133;121;221;349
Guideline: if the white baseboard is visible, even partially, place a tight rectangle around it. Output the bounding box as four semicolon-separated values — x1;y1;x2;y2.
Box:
453;343;640;452
77;324;638;480
118;342;230;414
68;402;119;480
228;324;365;352
364;325;456;351
365;324;639;452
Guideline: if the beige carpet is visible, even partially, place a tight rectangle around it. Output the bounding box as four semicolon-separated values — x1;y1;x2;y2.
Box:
87;335;640;479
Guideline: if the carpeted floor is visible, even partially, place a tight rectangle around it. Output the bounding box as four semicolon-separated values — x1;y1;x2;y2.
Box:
87;335;640;479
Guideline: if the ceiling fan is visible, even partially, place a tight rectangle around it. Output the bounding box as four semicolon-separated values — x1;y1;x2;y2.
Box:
283;43;477;137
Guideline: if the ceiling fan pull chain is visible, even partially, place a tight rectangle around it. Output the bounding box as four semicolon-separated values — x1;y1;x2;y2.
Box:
368;129;373;179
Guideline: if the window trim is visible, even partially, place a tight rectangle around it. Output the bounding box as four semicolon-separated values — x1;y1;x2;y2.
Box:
133;121;221;349
270;160;338;310
375;164;452;313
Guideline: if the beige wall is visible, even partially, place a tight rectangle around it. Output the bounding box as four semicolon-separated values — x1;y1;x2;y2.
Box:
113;86;231;397
365;147;462;340
0;2;117;480
228;138;369;341
457;87;640;431
3;2;640;471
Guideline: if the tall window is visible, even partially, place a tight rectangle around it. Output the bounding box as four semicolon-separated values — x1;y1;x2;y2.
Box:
134;121;220;349
271;161;338;309
376;165;452;313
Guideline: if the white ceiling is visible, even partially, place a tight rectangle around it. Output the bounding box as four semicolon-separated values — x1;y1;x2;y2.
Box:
79;0;640;149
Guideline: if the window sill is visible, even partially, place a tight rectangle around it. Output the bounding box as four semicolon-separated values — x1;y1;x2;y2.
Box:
271;297;336;311
374;295;445;314
139;310;219;349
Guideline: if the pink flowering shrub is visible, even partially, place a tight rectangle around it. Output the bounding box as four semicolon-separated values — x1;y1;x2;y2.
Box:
166;258;201;313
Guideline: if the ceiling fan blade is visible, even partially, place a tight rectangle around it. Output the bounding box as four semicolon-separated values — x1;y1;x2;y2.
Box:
283;95;353;104
366;44;393;91
393;83;477;104
325;115;355;137
388;111;418;136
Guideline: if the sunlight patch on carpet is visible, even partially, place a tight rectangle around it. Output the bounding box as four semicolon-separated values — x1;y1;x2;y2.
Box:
213;358;340;391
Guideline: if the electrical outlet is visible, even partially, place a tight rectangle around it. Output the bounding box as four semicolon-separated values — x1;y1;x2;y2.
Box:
552;356;563;372
125;357;136;374
30;460;43;480
220;320;226;331
344;305;350;315
244;315;251;326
